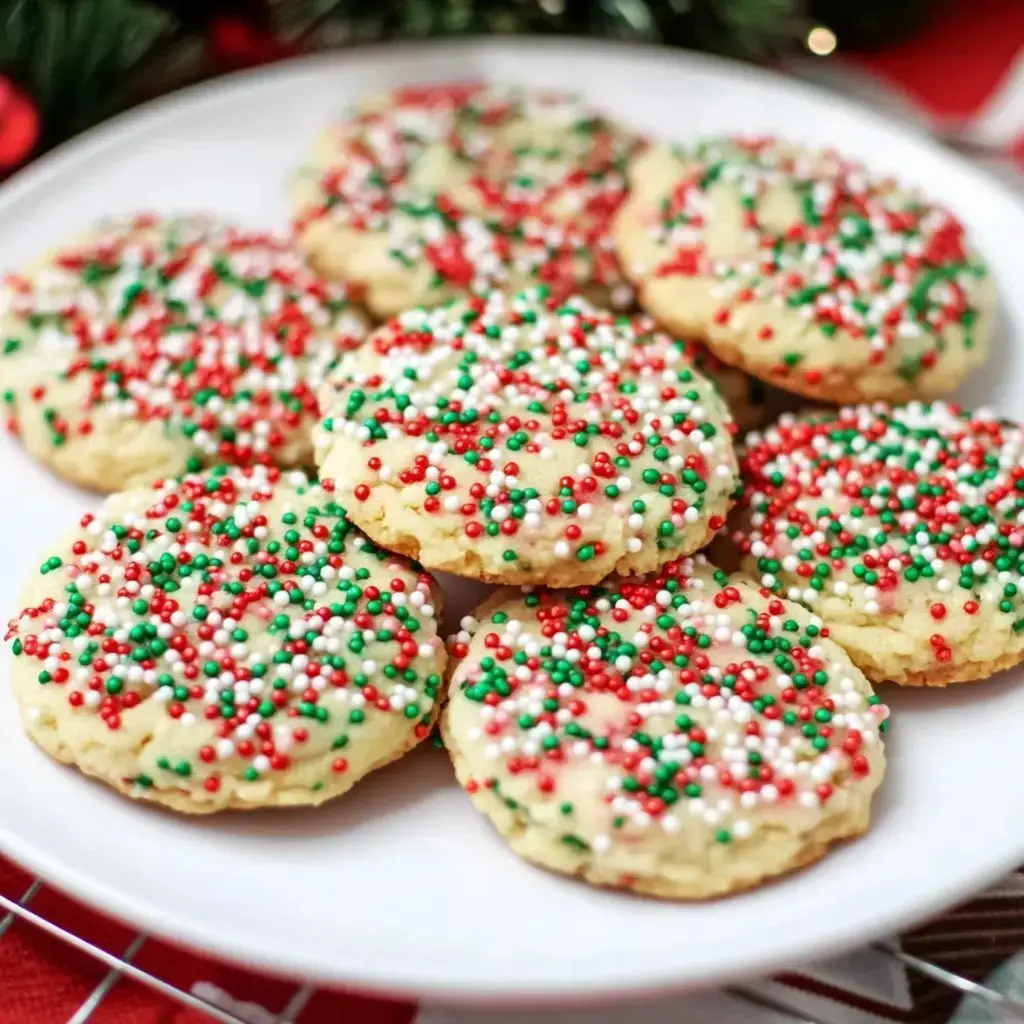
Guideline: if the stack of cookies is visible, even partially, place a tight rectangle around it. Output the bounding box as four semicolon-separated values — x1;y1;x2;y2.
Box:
2;82;1006;901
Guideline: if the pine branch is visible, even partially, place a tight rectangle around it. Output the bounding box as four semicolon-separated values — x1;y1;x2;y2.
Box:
271;0;344;40
295;0;566;42
0;0;174;146
0;0;945;163
294;0;811;57
195;0;941;59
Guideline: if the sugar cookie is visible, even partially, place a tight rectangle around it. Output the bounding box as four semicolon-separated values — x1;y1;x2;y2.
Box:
0;214;367;491
5;465;445;812
731;402;1024;685
292;82;640;319
315;288;740;587
442;555;888;898
614;138;993;403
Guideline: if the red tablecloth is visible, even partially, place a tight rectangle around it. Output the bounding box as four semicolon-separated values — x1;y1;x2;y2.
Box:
0;858;416;1023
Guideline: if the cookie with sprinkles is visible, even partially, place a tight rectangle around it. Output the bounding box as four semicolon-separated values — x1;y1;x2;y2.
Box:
731;402;1024;686
442;554;888;898
614;138;993;404
314;287;740;588
0;214;368;492
4;464;446;812
291;82;640;319
331;303;772;432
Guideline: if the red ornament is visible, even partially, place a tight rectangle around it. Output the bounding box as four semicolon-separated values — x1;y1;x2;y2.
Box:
0;76;40;171
207;15;293;70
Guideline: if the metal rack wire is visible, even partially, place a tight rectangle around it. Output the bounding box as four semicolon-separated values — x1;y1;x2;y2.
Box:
5;875;1024;1024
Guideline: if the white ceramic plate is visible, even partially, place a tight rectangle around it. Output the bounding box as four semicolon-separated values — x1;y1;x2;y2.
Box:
1;38;1023;1002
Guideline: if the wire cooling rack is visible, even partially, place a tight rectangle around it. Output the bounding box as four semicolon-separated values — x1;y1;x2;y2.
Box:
6;871;1024;1024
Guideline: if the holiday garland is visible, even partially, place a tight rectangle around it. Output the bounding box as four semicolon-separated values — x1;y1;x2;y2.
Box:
0;0;942;173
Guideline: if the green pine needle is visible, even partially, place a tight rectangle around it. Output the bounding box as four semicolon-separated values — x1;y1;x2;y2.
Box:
0;0;174;146
295;0;812;55
0;0;942;161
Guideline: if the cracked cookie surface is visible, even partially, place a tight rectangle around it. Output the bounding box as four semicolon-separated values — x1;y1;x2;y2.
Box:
315;287;739;587
730;402;1024;685
441;555;888;898
614;138;993;404
0;214;367;492
5;465;445;812
292;82;640;318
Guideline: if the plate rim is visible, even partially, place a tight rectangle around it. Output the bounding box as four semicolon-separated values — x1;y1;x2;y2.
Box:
2;36;1024;1001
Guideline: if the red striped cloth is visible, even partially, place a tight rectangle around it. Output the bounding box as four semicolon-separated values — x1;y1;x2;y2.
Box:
0;858;416;1024
839;0;1024;163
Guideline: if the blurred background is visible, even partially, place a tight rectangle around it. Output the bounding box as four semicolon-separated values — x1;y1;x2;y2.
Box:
0;0;1021;182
